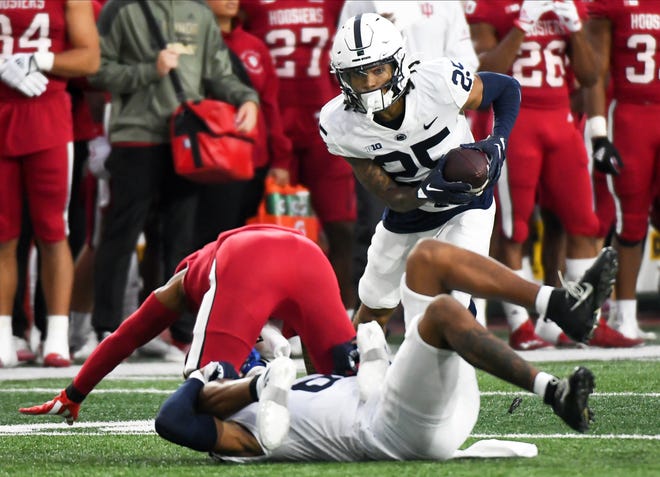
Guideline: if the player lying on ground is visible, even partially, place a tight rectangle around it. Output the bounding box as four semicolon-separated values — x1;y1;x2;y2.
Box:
151;239;617;461
19;225;357;424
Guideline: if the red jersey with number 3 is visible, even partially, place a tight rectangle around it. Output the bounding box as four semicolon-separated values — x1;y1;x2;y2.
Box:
466;0;587;109
241;0;344;108
588;0;660;104
0;0;68;101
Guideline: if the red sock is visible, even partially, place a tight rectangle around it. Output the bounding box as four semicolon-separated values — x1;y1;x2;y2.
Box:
72;293;181;396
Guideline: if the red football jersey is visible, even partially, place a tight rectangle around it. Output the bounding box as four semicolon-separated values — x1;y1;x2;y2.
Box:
223;24;292;170
241;0;344;108
588;0;660;104
466;0;588;109
0;0;68;101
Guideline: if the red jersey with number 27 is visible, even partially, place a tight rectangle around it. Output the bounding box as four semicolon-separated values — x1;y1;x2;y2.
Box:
0;0;68;101
241;0;344;108
588;0;660;104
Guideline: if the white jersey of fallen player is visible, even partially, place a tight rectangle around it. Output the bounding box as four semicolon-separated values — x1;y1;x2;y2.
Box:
320;56;475;214
218;375;372;462
214;311;481;463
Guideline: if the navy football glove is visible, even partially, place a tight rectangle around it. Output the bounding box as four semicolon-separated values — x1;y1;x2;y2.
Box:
592;137;623;176
461;135;506;185
417;156;474;206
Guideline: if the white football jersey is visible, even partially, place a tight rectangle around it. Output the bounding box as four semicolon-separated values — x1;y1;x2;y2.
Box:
320;57;476;216
215;375;373;462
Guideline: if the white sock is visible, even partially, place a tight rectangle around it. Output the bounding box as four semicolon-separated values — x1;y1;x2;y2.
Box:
565;257;596;281
533;371;556;398
534;286;554;317
615;299;637;328
0;315;12;332
43;315;70;357
504;269;531;331
503;303;529;331
0;315;17;366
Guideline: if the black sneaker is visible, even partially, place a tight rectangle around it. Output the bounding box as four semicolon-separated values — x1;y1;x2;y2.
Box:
544;366;595;433
578;247;619;307
546;247;618;342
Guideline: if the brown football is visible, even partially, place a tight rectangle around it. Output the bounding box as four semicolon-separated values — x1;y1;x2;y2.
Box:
442;147;489;192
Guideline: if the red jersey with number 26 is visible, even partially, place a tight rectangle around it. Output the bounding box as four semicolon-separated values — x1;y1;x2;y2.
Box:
0;0;68;101
466;0;587;109
241;0;344;108
588;0;660;104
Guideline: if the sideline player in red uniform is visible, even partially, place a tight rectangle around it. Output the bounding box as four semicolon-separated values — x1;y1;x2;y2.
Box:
17;225;357;422
240;0;358;311
0;0;100;368
466;0;634;349
584;0;660;341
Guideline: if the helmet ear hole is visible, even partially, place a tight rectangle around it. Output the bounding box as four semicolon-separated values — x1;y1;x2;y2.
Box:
331;13;411;115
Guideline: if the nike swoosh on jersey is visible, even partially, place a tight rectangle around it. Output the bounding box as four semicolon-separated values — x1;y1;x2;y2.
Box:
423;117;438;130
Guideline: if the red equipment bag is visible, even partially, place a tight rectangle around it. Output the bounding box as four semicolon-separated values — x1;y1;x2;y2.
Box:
170;100;256;183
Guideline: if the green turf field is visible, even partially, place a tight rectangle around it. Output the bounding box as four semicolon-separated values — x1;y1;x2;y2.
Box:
1;358;658;477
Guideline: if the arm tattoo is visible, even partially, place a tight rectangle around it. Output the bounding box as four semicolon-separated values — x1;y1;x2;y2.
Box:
344;157;425;212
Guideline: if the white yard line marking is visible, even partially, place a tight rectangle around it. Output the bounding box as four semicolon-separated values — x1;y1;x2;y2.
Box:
2;388;173;394
0;420;657;439
472;433;660;440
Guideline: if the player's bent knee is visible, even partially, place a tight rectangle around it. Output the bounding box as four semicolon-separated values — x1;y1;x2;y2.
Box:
407;239;451;274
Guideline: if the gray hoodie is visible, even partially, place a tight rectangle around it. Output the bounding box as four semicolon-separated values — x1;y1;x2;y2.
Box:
90;0;259;144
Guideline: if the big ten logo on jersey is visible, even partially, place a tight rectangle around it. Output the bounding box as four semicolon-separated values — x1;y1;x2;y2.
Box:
365;142;382;153
451;61;473;92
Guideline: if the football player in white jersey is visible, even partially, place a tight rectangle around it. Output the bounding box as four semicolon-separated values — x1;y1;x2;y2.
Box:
319;13;521;331
152;241;617;461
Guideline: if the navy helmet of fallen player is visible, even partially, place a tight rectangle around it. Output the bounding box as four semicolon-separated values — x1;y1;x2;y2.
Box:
331;13;411;118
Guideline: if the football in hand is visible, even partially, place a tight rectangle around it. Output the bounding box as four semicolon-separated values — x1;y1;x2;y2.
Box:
442;147;489;193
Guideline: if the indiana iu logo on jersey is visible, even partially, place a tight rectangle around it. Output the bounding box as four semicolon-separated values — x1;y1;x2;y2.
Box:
420;2;434;18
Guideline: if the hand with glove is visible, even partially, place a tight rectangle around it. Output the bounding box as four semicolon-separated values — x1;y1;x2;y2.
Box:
586;116;623;175
514;0;554;34
417;155;475;207
461;135;506;186
553;0;583;33
592;137;623;175
87;135;112;179
0;52;52;97
19;389;80;426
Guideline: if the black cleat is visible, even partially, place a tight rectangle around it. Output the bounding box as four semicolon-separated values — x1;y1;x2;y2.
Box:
545;366;595;433
546;247;618;342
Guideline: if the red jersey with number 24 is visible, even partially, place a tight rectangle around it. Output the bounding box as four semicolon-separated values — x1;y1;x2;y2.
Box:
0;0;68;101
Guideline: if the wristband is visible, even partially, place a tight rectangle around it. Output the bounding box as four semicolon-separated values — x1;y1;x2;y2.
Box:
33;52;54;72
586;116;607;137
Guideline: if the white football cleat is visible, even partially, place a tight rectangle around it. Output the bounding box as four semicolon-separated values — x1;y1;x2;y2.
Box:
256;356;296;451
356;321;390;402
